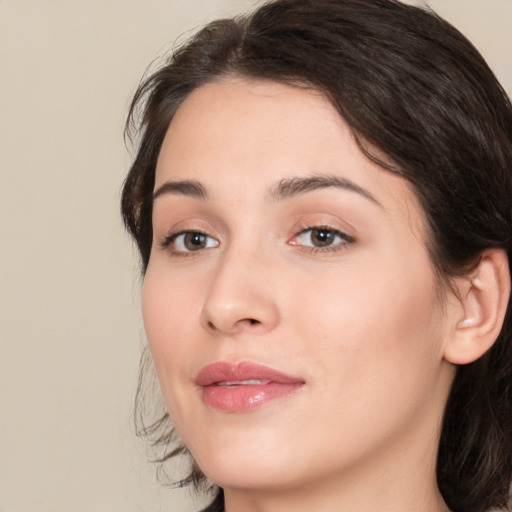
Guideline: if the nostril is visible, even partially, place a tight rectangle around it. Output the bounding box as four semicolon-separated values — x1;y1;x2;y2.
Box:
203;314;267;334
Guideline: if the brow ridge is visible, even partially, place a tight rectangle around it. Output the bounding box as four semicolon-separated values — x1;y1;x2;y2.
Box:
270;174;380;205
153;180;207;200
152;174;379;206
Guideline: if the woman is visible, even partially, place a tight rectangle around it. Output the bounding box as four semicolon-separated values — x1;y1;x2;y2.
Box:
121;0;512;511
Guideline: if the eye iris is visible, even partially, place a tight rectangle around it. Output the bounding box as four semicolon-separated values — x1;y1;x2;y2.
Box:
311;228;335;247
184;232;206;251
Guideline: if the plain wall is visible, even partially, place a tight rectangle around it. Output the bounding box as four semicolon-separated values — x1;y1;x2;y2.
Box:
0;1;510;511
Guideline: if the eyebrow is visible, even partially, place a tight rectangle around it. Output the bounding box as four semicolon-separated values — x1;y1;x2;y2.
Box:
153;180;207;201
152;174;380;207
270;174;381;206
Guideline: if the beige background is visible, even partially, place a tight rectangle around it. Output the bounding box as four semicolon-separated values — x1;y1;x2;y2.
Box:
0;1;510;511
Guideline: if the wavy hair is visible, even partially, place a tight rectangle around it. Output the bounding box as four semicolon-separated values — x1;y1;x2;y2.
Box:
122;1;512;511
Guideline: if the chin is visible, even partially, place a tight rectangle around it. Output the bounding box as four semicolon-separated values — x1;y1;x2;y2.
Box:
186;426;302;491
201;458;297;492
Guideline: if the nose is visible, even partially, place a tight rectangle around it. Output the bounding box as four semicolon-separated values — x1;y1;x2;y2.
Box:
200;247;280;336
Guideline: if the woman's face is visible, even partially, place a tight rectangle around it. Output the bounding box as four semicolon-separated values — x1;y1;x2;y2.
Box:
143;79;455;495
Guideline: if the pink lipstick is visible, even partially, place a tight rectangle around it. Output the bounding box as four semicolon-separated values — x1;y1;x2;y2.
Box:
196;361;305;412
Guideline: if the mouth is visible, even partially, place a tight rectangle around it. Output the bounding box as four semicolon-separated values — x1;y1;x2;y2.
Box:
196;361;305;412
217;379;271;386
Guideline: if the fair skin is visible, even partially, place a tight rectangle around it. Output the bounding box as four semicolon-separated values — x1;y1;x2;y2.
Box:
142;78;485;512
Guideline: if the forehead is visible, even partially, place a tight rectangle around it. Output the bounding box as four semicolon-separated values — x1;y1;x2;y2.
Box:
155;78;425;232
159;79;343;171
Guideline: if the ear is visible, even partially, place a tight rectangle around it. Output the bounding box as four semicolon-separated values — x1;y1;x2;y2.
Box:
443;249;510;365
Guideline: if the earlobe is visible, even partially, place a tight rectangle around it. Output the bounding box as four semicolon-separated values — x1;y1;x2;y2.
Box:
444;249;510;365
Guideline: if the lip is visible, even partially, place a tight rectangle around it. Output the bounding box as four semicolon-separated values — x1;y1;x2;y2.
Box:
196;361;305;412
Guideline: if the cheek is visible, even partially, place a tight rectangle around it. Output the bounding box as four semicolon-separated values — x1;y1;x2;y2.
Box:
286;260;446;452
141;265;198;383
141;265;208;433
292;249;444;384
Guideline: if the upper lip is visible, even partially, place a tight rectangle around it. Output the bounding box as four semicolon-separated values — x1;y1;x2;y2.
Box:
196;361;305;386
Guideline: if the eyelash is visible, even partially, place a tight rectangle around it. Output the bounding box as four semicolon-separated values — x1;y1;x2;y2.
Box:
160;225;355;256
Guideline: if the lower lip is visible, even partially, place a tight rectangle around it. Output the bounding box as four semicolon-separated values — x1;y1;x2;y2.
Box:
201;382;303;412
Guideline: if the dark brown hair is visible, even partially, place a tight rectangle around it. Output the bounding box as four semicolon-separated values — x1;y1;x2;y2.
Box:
122;1;512;511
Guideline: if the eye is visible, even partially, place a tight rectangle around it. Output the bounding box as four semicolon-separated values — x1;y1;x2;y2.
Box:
290;226;353;249
166;231;219;253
